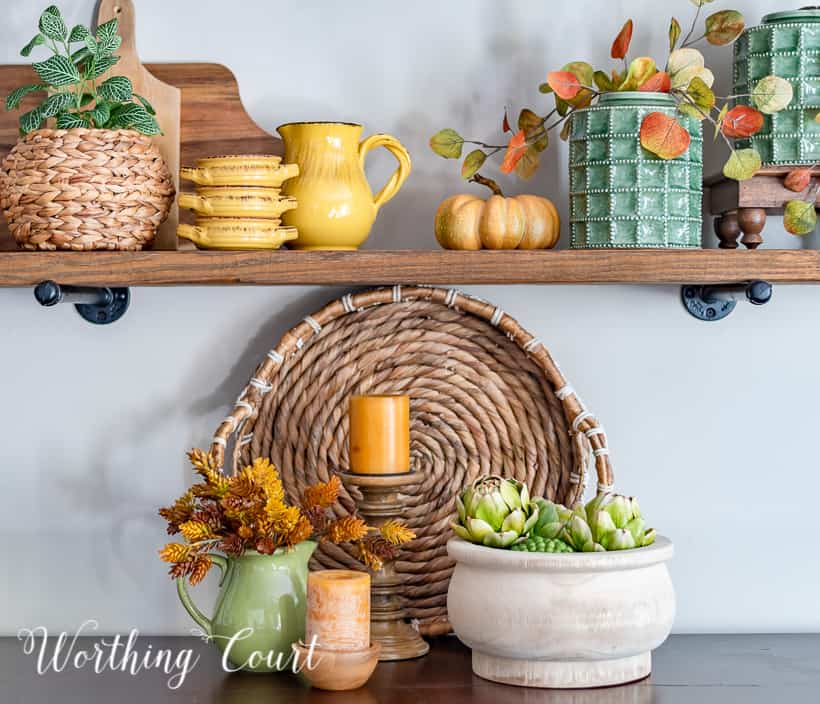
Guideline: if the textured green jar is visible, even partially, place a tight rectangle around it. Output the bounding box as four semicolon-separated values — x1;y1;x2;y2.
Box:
733;8;820;164
176;541;315;673
569;92;703;248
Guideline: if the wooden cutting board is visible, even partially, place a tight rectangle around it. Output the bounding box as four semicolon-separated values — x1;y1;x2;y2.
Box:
96;0;180;249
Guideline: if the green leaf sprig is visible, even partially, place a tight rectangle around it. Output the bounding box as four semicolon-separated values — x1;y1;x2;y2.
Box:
6;5;161;136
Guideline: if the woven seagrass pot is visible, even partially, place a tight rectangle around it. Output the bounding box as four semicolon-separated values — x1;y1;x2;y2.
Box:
733;8;820;165
0;128;174;250
209;286;615;636
569;92;703;248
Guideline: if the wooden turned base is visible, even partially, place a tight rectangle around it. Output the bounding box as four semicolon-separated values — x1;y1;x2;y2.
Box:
715;208;767;249
714;211;741;249
371;609;430;661
340;471;429;661
738;208;766;249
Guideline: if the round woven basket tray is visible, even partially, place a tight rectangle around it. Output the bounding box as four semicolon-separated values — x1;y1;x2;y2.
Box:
210;286;614;637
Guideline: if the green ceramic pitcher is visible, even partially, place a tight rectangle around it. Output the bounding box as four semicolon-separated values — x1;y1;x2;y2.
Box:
176;541;316;673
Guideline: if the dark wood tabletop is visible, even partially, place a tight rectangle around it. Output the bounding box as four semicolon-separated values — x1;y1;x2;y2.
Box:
2;634;819;704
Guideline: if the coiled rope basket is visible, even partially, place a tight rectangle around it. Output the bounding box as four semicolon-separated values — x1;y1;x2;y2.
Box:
210;286;615;636
0;128;174;250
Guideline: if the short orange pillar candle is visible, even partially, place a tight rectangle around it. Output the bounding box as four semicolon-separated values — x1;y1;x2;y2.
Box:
349;394;410;474
306;570;371;651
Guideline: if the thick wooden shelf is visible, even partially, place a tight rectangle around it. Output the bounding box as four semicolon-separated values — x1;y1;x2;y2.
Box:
0;249;818;287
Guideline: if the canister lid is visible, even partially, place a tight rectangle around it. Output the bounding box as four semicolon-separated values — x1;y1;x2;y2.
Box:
762;7;820;24
597;91;676;108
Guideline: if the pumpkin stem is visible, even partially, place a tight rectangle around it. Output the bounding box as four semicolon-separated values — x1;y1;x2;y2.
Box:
470;173;504;197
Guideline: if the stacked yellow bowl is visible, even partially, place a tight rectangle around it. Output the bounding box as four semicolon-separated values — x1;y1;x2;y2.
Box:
177;155;300;250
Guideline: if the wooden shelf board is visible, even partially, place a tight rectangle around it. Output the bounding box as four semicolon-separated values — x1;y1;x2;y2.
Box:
0;249;819;286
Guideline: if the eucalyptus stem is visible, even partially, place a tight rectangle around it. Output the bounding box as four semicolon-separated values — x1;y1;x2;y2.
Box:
680;4;702;48
463;139;507;151
682;32;706;47
674;90;735;153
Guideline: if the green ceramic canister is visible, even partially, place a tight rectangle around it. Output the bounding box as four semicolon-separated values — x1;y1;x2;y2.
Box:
733;7;820;164
568;92;703;248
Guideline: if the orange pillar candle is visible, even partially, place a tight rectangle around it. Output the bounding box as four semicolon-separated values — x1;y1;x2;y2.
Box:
349;395;410;474
306;570;371;651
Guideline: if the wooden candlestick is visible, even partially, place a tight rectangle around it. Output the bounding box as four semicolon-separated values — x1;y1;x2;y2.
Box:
340;471;429;661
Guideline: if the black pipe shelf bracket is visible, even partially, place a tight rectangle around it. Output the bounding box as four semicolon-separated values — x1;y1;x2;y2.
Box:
34;281;130;325
681;280;772;322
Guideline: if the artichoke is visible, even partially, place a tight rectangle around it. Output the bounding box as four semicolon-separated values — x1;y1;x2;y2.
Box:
452;475;539;548
534;493;655;552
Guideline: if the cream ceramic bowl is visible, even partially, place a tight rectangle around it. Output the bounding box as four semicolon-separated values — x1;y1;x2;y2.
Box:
177;219;297;250
446;536;675;689
178;188;298;218
180;155;299;187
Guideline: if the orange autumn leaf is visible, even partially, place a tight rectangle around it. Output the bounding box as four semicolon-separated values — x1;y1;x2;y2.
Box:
547;71;582;100
784;167;813;193
721;106;764;138
638;71;671;93
639;112;691;160
501;130;528;173
611;19;633;60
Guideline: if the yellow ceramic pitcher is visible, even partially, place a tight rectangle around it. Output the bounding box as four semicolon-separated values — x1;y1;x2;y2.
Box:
277;122;411;250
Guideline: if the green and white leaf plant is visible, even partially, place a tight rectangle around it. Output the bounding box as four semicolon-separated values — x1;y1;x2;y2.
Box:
6;5;160;136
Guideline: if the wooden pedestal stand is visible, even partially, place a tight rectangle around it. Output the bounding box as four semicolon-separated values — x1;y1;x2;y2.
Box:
706;167;820;249
340;472;430;661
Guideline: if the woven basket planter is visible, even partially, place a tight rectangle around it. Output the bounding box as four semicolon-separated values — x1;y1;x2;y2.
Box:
209;286;614;636
569;92;703;248
733;8;820;165
0;128;174;250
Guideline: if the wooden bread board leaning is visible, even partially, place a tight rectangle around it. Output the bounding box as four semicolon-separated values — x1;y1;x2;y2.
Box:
96;0;180;250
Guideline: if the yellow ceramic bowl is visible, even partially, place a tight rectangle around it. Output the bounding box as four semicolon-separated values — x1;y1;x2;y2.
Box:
179;188;298;218
177;218;298;250
180;155;300;187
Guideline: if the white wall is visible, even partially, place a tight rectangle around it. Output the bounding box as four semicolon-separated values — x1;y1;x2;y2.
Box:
1;0;818;635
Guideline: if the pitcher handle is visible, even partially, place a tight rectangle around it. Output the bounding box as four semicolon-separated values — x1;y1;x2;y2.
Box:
175;553;228;636
358;134;412;211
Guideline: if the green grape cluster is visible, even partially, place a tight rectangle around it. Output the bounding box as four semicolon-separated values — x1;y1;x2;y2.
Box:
510;536;574;553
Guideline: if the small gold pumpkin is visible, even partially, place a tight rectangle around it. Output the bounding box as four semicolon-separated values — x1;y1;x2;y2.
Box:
435;192;560;250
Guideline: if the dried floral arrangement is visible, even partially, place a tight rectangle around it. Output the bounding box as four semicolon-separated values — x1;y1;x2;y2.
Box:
6;5;160;135
159;450;415;584
430;1;793;189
